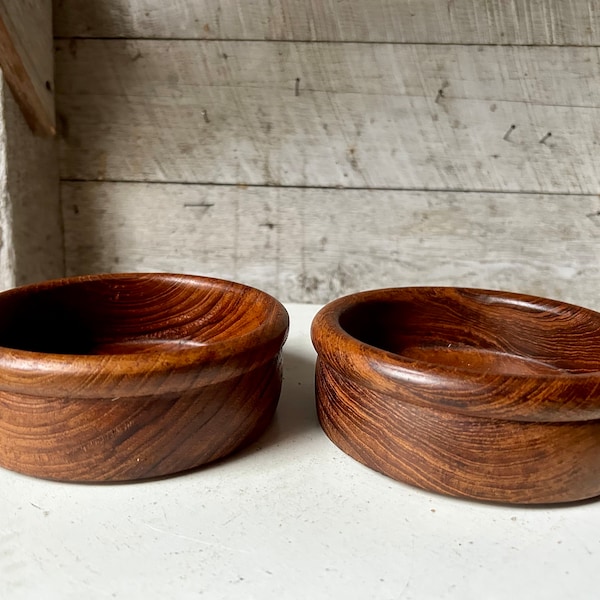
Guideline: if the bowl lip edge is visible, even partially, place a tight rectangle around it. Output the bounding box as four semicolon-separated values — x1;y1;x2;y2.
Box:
311;286;600;421
0;273;289;390
312;286;600;378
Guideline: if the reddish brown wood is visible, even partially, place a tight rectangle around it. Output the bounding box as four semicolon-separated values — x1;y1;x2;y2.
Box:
0;273;288;481
312;287;600;504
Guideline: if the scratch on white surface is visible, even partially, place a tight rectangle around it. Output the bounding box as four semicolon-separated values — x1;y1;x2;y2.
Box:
398;534;416;598
0;529;28;594
142;522;250;554
222;514;239;526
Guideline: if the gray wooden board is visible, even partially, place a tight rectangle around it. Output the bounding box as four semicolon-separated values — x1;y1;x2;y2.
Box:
53;0;600;45
2;80;63;287
0;78;13;287
61;181;600;306
55;40;600;194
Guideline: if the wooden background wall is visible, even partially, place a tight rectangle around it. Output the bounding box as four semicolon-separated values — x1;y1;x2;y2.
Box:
0;0;62;290
53;1;600;307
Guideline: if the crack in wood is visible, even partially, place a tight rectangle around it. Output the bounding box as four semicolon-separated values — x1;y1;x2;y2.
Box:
183;202;215;208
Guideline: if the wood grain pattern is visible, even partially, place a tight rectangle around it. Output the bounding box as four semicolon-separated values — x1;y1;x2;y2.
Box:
0;273;288;481
53;0;600;45
0;0;55;135
312;287;600;503
61;181;600;307
54;40;600;193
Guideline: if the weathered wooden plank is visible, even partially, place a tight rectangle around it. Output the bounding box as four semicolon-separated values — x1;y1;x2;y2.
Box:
53;0;600;45
55;40;600;194
0;76;63;288
61;181;600;307
0;78;13;288
0;0;55;135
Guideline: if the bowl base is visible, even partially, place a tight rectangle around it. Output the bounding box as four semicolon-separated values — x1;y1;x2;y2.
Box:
316;359;600;504
0;359;282;482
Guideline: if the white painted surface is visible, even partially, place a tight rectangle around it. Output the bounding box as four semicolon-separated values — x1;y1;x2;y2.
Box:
61;182;600;306
0;303;599;600
53;0;600;45
55;40;600;193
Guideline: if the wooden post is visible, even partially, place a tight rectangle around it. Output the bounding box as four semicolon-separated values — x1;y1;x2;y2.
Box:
0;1;63;288
0;0;56;136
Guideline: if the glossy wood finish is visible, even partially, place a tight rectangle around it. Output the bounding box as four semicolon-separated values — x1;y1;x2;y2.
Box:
0;273;288;482
312;287;600;504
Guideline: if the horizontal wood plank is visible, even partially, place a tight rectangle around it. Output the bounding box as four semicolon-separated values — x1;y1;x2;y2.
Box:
55;40;600;194
53;0;600;45
61;181;600;306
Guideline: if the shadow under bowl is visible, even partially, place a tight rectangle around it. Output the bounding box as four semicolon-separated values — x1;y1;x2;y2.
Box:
0;273;289;482
311;287;600;504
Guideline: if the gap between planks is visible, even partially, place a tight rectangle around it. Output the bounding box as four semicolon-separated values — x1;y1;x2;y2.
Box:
58;179;600;198
52;37;600;49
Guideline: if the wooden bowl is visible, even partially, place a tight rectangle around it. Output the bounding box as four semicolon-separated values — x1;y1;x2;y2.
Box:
312;287;600;504
0;273;288;482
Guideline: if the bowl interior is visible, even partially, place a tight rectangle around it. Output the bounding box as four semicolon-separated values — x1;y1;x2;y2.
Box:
338;289;600;375
0;275;275;355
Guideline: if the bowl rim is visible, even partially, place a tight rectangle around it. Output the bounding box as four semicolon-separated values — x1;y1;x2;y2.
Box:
311;286;600;422
0;273;289;397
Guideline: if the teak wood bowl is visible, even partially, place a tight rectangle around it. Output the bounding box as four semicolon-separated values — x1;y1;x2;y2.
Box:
312;287;600;504
0;273;288;482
